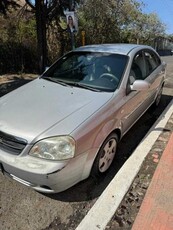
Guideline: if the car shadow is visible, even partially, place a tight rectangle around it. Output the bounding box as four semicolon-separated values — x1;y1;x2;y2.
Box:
45;94;173;202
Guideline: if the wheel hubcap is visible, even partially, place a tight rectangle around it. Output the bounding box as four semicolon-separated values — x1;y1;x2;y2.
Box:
99;138;117;173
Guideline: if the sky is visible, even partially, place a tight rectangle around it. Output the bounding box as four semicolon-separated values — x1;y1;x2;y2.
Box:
138;0;173;34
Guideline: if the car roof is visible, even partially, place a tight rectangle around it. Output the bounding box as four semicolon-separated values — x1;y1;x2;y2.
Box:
75;44;152;55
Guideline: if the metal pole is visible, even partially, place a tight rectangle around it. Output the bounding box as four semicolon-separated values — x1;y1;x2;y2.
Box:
81;30;86;46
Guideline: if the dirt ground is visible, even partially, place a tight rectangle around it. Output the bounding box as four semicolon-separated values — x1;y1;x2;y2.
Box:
0;74;37;97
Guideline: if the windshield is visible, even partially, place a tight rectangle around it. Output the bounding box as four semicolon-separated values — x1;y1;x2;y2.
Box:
42;52;128;92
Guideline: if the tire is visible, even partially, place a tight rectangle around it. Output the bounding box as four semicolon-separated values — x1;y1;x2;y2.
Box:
91;133;118;177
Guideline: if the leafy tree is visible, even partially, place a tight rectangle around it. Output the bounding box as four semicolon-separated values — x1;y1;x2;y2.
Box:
0;3;38;74
0;0;80;73
124;12;166;44
78;0;166;46
0;0;19;15
0;0;168;74
77;0;142;44
143;13;166;43
78;0;119;44
25;0;80;73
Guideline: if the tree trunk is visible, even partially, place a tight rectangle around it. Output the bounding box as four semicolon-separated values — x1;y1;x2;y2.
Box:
35;0;47;73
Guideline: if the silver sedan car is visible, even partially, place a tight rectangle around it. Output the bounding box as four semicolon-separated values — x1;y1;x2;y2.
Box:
0;44;166;193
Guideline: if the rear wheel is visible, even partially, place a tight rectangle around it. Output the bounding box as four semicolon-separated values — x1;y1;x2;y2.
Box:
91;133;118;176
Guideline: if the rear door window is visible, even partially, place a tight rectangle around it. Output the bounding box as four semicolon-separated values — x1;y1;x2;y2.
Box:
144;50;161;76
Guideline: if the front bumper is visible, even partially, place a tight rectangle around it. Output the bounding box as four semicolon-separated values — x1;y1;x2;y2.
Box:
0;148;91;193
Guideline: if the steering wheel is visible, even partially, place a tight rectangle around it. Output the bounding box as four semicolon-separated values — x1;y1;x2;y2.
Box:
100;73;119;84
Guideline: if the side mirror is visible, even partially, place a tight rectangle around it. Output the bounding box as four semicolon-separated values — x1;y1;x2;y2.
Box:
130;80;150;91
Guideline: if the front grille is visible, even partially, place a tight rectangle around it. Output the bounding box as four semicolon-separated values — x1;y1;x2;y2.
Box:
0;131;27;155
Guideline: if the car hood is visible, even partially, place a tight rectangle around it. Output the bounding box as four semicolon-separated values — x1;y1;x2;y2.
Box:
0;78;113;143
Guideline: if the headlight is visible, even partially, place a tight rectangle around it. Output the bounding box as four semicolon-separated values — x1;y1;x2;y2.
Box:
29;136;75;160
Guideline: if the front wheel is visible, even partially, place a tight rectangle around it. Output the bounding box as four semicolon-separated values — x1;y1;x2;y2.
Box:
91;133;118;176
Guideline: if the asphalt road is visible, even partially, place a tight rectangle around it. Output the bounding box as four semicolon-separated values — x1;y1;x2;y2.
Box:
0;56;173;230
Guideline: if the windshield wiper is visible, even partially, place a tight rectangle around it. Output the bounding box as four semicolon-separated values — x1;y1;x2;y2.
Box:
43;77;72;87
43;77;102;91
68;82;102;92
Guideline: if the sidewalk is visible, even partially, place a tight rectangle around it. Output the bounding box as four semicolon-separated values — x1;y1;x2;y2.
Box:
132;132;173;230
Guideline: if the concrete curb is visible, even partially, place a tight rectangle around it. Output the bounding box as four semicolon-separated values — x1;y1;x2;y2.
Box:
76;99;173;230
